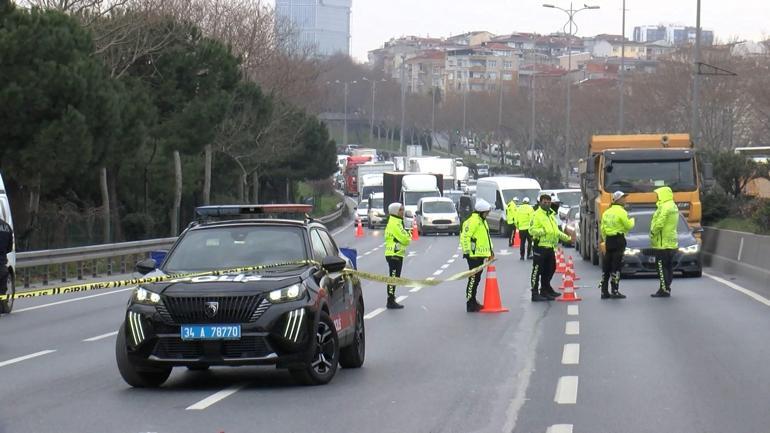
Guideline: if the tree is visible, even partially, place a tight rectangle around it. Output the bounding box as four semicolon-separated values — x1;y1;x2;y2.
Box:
712;151;769;198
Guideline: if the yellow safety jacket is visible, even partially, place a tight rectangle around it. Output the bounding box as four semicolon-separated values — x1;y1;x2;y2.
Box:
506;201;518;225
384;215;411;258
460;213;493;258
529;207;570;249
650;186;679;250
515;204;535;231
601;204;635;239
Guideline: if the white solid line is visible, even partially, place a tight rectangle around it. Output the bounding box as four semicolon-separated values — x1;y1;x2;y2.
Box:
546;424;574;433
186;384;244;410
704;272;770;308
565;321;580;336
12;288;132;313
562;343;580;365
0;350;57;368
364;308;385;320
83;331;118;342
441;264;450;269
567;305;579;316
433;270;444;276
554;376;579;404
396;295;408;303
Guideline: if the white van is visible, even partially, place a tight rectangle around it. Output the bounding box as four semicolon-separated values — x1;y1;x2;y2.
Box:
0;173;16;313
476;176;542;236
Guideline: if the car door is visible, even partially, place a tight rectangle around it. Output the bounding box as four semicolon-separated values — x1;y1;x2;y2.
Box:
310;229;347;336
318;229;357;343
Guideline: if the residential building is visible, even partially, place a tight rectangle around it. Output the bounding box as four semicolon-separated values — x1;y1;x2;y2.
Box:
445;46;518;92
634;25;666;43
368;36;448;79
633;24;714;46
587;35;646;59
644;40;676;60
446;31;495;47
405;50;447;94
275;0;351;56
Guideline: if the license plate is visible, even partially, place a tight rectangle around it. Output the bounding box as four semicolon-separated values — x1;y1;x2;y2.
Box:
437;225;448;229
648;257;656;264
181;324;241;340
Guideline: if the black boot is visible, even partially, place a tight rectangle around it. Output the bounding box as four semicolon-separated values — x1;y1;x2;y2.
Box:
387;296;405;309
545;286;561;298
650;289;670;298
531;292;549;302
601;291;611;299
466;299;482;312
611;290;626;299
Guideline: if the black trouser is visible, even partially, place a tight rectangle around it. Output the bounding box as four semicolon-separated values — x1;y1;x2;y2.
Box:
655;249;676;293
466;257;485;301
386;256;403;298
601;235;626;294
508;223;517;246
531;246;556;295
519;230;532;258
0;261;8;294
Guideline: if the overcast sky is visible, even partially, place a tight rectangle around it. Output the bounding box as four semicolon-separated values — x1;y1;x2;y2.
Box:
349;0;770;61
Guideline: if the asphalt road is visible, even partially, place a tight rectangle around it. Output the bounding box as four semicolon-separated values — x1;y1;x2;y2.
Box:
1;219;769;433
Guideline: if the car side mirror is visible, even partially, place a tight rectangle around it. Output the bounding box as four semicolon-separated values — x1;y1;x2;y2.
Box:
692;227;704;234
135;258;157;275
322;255;347;273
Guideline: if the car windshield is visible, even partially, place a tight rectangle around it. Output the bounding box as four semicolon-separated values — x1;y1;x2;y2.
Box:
629;212;689;234
444;191;461;205
568;207;580;220
359;200;368;208
370;198;383;209
605;159;696;193
404;191;439;206
423;201;456;214
556;192;581;207
503;189;540;204
163;226;307;273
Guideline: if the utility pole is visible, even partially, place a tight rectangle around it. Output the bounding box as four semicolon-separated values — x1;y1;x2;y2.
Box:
530;75;536;156
619;0;626;133
399;55;406;154
370;80;376;143
690;0;702;144
431;84;437;150
462;89;467;141
343;81;349;148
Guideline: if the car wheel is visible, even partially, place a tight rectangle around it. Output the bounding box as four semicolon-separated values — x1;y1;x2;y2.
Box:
0;271;15;314
290;311;339;386
339;301;365;369
684;270;702;278
115;324;171;388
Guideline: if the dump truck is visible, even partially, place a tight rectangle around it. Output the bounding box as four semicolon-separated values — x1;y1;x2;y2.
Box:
578;133;708;265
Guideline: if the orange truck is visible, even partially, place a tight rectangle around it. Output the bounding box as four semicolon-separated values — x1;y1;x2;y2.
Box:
578;134;707;265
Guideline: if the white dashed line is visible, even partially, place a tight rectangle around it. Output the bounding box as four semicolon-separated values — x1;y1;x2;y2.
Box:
83;331;118;342
452;254;459;258
364;308;385;320
186;384;245;410
704;272;770;308
441;264;450;269
0;350;57;368
546;425;574;433
561;344;580;365
356;255;362;259
567;305;579;316
447;259;455;264
565;321;580;336
396;295;408;303
410;287;422;293
12;288;132;313
426;277;436;281
554;376;579;404
364;251;372;255
432;270;444;276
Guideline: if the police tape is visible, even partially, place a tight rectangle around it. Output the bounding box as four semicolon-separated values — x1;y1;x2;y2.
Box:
0;258;496;302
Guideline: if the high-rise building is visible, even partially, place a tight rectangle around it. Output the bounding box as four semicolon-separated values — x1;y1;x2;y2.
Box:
633;24;714;46
275;0;351;56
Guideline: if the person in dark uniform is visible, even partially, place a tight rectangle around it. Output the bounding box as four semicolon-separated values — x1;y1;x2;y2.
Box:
0;216;13;299
384;202;411;309
600;191;635;299
529;194;571;302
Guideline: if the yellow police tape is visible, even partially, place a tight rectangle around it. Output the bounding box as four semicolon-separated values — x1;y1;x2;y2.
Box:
0;258;496;302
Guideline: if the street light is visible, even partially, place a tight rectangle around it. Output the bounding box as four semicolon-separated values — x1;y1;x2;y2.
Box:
362;77;387;144
542;2;599;183
328;80;357;148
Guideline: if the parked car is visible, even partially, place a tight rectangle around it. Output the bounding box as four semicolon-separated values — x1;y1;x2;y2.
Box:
620;210;702;278
415;197;461;235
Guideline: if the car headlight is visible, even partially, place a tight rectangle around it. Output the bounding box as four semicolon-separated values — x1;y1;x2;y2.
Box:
268;284;306;303
678;244;700;254
133;286;162;305
624;248;641;256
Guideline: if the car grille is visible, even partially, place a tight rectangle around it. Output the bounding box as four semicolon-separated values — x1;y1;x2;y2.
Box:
151;336;273;360
431;219;453;225
159;295;263;324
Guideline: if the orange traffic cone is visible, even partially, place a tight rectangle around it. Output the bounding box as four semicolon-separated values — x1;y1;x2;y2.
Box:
566;256;580;281
355;219;364;238
512;230;521;247
557;281;582;302
411;223;419;241
480;264;509;313
555;252;566;274
559;271;576;290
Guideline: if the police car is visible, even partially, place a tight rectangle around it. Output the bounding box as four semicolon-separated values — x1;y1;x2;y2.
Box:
116;205;365;387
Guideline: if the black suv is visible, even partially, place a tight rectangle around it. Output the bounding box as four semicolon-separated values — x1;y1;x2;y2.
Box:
116;205;365;387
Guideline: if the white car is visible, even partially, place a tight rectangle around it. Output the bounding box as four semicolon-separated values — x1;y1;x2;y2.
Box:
415;197;461;235
355;199;369;224
366;193;387;228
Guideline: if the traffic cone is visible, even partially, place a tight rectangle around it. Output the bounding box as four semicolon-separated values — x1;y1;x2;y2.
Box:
411;223;419;241
566;256;580;281
555;252;566;274
512;230;521;247
355;219;364;238
480;264;509;313
557;281;582;302
559;271;575;290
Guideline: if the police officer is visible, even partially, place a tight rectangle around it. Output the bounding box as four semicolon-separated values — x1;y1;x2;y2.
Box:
506;197;519;246
384;202;411;309
600;191;635;299
650;186;679;298
516;197;535;260
0;216;13;301
461;199;494;312
529;194;571;302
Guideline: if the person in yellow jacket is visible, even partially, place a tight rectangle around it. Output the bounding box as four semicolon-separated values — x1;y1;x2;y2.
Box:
650;186;680;298
600;191;635;299
460;199;494;312
529;194;571;302
384;202;411;309
515;197;535;260
506;197;519;246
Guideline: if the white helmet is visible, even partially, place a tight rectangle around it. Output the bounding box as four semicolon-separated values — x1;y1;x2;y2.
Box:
388;202;403;214
475;199;491;212
522;197;530;204
513;197;520;202
612;191;626;202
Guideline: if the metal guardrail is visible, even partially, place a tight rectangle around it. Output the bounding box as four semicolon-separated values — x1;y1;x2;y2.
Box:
14;198;349;289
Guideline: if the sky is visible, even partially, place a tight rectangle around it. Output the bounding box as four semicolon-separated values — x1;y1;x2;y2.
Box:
349;0;770;62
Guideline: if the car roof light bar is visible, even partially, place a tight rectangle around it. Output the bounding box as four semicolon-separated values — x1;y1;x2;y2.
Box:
195;204;313;218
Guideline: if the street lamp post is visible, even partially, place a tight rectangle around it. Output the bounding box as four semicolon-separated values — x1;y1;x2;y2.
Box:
543;2;599;182
399;55;407;154
619;0;627;133
691;0;702;144
329;80;357;148
362;77;386;144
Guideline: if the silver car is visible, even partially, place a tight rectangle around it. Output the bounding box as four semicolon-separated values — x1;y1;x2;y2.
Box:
415;197;461;235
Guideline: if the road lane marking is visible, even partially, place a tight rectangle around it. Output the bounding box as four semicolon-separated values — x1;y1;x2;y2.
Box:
410;287;422;293
546;425;574;433
447;259;455;264
433;270;444;276
396;295;408;303
562;344;580;365
12;288;133;313
0;350;57;368
452;254;459;258
565;321;580;336
704;272;770;308
186;384;244;410
364;251;372;255
356;256;362;259
83;331;118;342
364;308;385;320
567;305;579;316
441;264;450;269
554;376;579;404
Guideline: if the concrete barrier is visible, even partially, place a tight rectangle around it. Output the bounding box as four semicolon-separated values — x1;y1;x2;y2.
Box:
702;227;770;282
